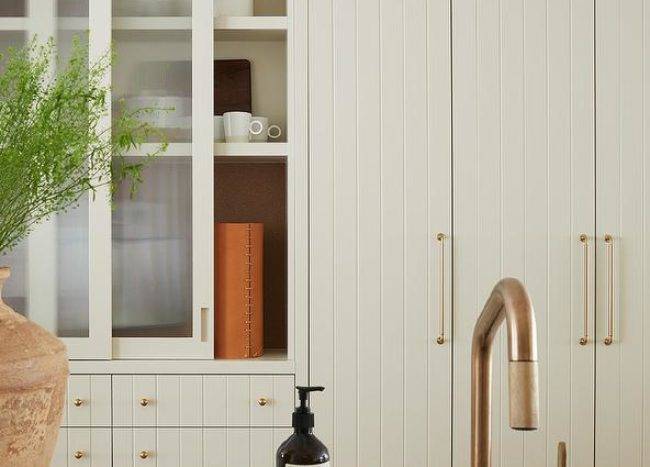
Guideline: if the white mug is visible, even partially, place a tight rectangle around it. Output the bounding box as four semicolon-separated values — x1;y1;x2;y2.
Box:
250;116;269;142
223;111;254;143
213;115;225;142
267;124;282;140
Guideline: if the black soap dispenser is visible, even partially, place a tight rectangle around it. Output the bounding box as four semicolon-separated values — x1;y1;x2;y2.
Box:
276;386;330;466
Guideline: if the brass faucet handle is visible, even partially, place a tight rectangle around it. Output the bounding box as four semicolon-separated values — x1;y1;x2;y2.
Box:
557;442;567;467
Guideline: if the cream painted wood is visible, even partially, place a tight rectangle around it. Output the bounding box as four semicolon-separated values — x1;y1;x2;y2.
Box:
595;0;650;464
52;428;68;467
113;375;293;428
112;0;214;360
452;1;595;466
203;428;227;467
50;428;112;467
203;376;227;426
309;0;452;466
227;376;250;427
65;375;111;427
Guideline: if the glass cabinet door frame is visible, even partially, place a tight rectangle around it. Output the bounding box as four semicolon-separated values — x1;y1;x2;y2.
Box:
110;0;214;359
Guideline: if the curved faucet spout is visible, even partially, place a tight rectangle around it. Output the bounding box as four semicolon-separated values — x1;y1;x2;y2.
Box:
471;278;539;467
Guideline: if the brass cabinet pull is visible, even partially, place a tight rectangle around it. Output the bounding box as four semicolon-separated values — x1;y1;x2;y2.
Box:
73;450;85;460
557;442;567;467
436;233;447;344
604;234;614;345
73;398;84;407
579;234;589;345
139;450;150;459
257;397;269;406
139;398;150;407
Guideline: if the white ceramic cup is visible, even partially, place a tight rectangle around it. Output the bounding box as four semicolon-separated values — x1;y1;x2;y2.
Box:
213;115;225;142
267;124;282;140
250;116;269;142
223;111;255;143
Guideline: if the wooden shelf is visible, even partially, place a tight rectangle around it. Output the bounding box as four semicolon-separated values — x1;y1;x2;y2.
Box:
124;142;287;159
69;349;293;374
124;142;191;157
109;15;287;35
0;17;27;31
214;142;287;157
214;16;287;41
113;16;192;30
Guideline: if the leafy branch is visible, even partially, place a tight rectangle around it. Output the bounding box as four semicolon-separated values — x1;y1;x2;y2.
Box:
0;36;166;255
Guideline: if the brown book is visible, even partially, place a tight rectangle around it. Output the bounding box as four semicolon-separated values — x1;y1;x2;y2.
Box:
214;222;264;358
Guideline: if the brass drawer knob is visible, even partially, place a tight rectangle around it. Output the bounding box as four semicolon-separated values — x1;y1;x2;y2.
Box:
73;398;84;407
73;450;85;459
257;397;269;406
139;398;150;407
139;450;150;459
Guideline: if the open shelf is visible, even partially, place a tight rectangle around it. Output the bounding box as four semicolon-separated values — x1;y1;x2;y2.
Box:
124;142;287;158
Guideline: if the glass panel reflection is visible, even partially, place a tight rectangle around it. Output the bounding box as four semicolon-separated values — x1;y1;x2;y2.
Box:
112;157;192;337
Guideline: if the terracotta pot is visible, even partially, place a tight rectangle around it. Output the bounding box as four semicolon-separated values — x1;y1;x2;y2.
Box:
0;267;69;467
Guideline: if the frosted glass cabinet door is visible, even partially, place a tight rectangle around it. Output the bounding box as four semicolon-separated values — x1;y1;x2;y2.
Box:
0;1;109;358
111;0;214;358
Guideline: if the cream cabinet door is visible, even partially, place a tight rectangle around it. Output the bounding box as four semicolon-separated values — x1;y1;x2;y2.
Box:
309;0;452;465
595;0;650;464
452;0;595;465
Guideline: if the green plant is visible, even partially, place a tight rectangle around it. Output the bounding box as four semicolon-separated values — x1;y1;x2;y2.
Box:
0;37;166;255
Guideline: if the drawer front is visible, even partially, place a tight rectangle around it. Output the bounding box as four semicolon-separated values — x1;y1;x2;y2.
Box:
113;428;292;467
63;375;112;427
113;375;294;427
52;428;112;467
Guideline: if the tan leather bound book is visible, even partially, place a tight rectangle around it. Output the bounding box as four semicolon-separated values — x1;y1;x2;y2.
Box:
215;222;264;358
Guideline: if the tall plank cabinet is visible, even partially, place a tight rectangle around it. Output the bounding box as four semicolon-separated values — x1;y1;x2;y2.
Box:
0;0;306;465
310;0;650;466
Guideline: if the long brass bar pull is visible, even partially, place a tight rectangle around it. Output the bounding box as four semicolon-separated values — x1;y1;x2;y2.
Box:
557;442;567;467
604;234;614;345
436;233;447;344
579;234;589;345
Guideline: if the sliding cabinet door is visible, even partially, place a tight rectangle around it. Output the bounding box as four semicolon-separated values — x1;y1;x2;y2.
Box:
309;0;452;465
595;0;650;464
452;0;595;465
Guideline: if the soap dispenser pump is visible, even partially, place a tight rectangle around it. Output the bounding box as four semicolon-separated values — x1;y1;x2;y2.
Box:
276;386;330;466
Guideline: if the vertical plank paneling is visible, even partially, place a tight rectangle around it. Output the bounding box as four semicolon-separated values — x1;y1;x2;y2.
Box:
500;1;526;465
596;0;648;464
453;0;484;463
203;428;226;467
157;376;180;427
568;0;596;464
226;376;250;427
308;0;335;453
226;428;250;467
454;0;595;465
311;1;451;465
157;428;180;467
403;0;428;464
356;0;382;463
333;0;358;464
379;0;405;464
428;0;453;463
180;429;202;466
203;376;227;426
180;376;202;427
595;0;621;464
250;376;274;426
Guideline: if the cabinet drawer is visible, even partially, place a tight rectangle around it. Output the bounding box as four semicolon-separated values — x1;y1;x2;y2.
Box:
113;428;292;467
51;428;112;467
112;375;294;427
62;375;112;427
